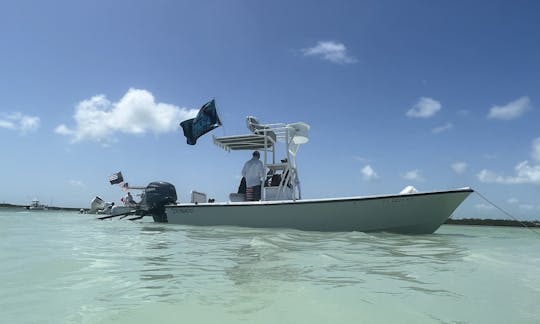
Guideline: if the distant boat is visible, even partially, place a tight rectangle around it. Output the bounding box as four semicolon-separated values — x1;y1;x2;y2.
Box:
27;199;48;210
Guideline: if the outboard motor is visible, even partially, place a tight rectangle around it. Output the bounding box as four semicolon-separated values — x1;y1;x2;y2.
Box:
88;196;106;214
141;181;177;222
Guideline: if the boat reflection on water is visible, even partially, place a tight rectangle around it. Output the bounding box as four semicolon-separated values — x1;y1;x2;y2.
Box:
131;224;471;311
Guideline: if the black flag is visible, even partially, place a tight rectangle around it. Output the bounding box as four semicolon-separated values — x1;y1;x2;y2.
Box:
180;99;222;145
108;171;124;185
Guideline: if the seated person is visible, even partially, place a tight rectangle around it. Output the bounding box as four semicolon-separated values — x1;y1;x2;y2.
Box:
124;192;137;207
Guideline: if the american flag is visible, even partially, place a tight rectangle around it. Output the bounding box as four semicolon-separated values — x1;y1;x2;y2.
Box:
108;171;124;185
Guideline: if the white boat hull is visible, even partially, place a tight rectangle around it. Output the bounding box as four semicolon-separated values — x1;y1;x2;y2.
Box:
163;188;472;234
28;206;48;210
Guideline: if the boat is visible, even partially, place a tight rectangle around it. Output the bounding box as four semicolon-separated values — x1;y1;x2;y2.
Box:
27;199;48;210
86;196;136;216
156;116;472;234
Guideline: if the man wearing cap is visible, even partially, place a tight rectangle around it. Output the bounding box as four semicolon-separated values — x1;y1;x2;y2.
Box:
241;151;265;201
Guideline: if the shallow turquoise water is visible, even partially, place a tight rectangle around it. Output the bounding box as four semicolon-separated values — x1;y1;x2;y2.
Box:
1;209;539;323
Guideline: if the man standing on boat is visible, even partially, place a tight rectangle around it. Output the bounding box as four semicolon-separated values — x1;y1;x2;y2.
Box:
242;151;265;201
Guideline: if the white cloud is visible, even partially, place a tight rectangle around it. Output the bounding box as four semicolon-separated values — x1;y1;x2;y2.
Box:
354;156;370;163
476;169;498;183
477;138;540;185
477;161;540;185
0;112;40;134
55;124;71;136
519;204;535;211
475;203;495;211
402;169;425;182
0;120;14;129
432;122;453;134
507;197;519;204
302;41;357;64
406;97;441;118
56;88;198;143
487;96;531;120
451;162;467;175
68;180;84;187
361;165;379;181
532;138;540;162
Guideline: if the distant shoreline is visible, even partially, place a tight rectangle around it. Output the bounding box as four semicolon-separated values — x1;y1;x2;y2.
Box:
445;218;540;227
0;203;82;212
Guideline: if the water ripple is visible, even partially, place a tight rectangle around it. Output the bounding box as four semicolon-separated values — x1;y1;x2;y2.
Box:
1;211;539;323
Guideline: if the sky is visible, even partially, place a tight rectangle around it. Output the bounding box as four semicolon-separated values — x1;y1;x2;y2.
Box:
1;0;539;220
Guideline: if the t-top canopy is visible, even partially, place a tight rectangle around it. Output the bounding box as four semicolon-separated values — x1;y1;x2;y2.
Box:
213;134;276;151
213;117;309;152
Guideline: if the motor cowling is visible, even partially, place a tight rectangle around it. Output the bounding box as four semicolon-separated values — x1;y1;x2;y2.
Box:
89;196;106;213
141;181;177;222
